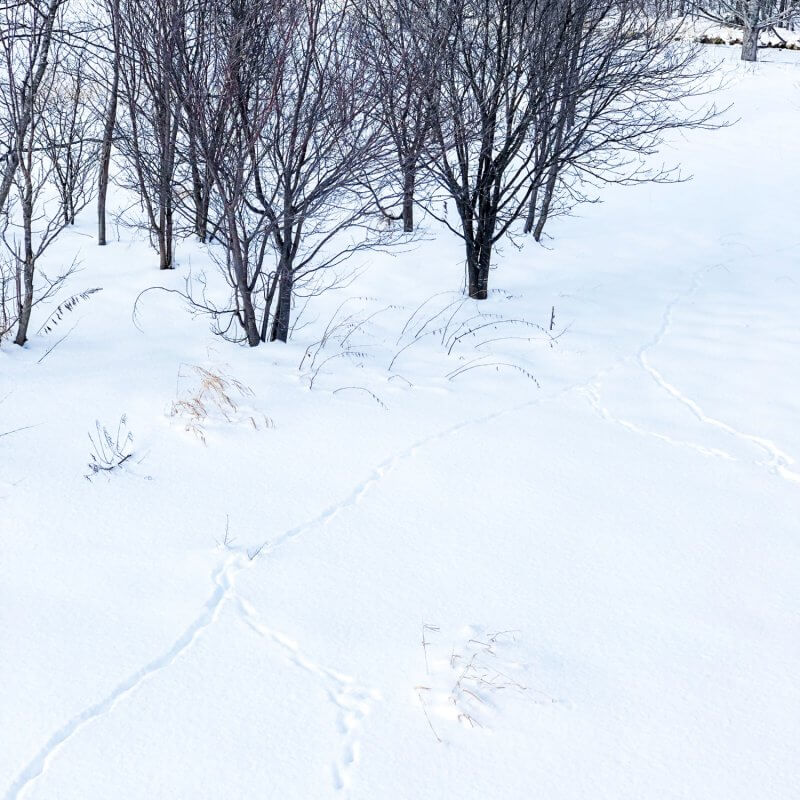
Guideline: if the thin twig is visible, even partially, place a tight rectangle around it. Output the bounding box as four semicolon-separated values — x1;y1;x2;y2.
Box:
37;322;78;364
0;423;41;439
416;689;443;744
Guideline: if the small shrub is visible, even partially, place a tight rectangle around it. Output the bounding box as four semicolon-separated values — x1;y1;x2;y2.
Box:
170;365;272;443
86;416;133;479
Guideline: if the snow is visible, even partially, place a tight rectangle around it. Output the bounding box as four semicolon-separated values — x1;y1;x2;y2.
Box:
2;48;800;799
674;18;800;50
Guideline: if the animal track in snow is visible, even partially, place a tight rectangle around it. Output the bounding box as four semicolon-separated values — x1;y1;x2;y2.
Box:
2;554;241;800
580;380;739;462
235;596;379;794
6;406;515;799
579;262;800;485
636;264;800;486
6;330;741;799
640;355;800;485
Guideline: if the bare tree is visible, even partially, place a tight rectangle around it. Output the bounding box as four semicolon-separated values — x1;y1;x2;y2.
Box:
523;1;716;243
186;0;286;347
522;0;587;240
357;0;442;232
176;0;287;346
170;0;218;243
421;0;568;299
41;46;101;225
1;17;78;345
0;0;65;215
116;0;183;268
421;0;716;298
693;0;800;60
189;0;399;345
260;0;402;342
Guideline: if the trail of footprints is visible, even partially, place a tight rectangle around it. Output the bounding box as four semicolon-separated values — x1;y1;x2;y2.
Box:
235;595;380;793
9;260;799;798
7;405;525;799
583;262;800;486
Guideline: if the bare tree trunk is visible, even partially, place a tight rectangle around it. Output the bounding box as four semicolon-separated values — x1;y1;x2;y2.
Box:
742;0;760;60
187;127;208;241
270;263;292;342
240;286;261;346
0;155;20;218
466;260;480;298
14;181;35;346
164;195;174;268
157;130;175;269
402;162;415;232
470;246;491;299
98;73;119;244
523;179;540;235
259;270;280;342
466;262;489;299
13;257;34;346
98;0;120;245
465;218;492;300
533;161;559;242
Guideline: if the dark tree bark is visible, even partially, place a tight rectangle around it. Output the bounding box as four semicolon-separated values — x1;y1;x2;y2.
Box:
98;0;121;245
401;160;416;232
270;258;293;342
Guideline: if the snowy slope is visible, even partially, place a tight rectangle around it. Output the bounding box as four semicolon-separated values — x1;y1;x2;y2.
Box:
1;49;799;800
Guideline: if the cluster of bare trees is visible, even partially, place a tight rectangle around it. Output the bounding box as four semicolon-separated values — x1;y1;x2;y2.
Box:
373;0;714;299
0;0;95;345
1;0;717;348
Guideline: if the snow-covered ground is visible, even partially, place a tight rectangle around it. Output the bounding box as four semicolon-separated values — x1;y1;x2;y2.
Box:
675;18;800;50
2;48;799;800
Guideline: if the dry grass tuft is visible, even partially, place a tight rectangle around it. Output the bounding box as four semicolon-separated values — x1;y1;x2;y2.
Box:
170;365;273;443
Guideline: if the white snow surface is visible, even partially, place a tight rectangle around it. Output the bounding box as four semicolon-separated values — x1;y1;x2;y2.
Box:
2;49;799;800
675;18;800;50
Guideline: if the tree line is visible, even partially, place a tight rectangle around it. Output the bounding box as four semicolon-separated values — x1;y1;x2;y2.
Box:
1;0;723;348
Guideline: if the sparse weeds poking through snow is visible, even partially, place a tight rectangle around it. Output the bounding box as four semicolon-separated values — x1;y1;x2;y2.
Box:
415;624;544;740
37;288;103;335
295;290;565;398
299;296;382;378
390;290;566;384
170;365;273;444
215;515;238;551
214;515;269;561
299;297;396;407
332;386;388;409
86;416;133;479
